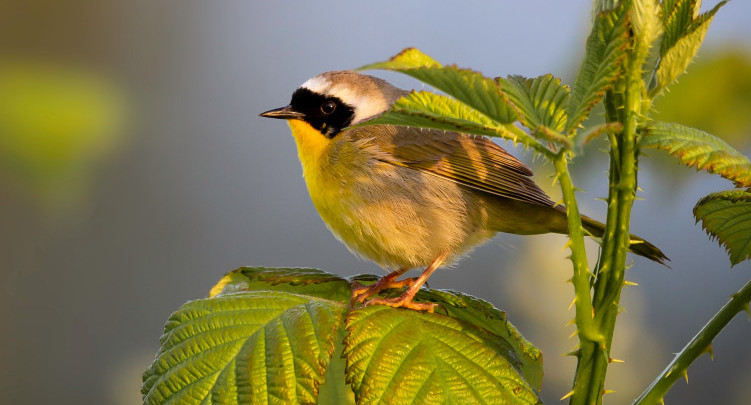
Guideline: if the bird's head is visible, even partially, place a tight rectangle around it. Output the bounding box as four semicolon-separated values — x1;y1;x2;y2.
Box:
260;70;405;138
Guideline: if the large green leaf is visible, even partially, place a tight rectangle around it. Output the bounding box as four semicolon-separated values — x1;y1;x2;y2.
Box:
653;1;726;96
343;305;542;404
348;275;544;391
360;48;518;124
499;74;569;136
565;0;630;134
640;122;751;187
209;267;352;303
146;269;544;404
694;189;751;266
362;90;551;155
142;291;347;405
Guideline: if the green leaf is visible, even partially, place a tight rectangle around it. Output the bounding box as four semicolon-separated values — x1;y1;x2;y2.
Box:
343;305;542;404
362;90;552;156
653;1;726;96
661;0;695;56
359;47;442;70
142;291;347;405
346;277;543;390
361;47;518;124
566;0;630;133
499;74;569;135
694;189;751;266
413;289;544;390
640;122;751;187
209;267;352;303
630;0;664;72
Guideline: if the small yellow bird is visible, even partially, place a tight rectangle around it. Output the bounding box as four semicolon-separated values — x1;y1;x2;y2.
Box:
261;70;667;312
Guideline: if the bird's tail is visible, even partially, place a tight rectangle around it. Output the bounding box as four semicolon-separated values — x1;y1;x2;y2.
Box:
578;213;670;266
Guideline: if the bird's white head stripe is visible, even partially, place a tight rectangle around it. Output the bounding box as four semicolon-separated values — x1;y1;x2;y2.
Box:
300;75;388;125
300;76;332;94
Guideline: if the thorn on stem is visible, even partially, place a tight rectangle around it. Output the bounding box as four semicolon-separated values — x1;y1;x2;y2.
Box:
702;344;714;361
551;174;561;187
562;348;581;357
560;390;575;401
609;357;624;363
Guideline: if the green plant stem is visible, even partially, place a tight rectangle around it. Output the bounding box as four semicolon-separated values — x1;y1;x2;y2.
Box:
506;123;557;159
553;153;600;340
553;152;604;403
571;49;642;405
634;278;751;405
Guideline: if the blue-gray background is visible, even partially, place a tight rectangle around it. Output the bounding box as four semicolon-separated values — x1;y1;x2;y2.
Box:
1;2;750;404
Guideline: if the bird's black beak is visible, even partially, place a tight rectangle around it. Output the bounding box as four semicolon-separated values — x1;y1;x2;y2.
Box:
259;105;305;120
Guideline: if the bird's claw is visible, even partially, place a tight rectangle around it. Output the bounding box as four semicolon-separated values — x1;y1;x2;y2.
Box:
363;295;438;313
350;276;417;305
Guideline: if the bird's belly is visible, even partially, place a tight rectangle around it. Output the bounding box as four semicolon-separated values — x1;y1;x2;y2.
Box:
307;166;495;269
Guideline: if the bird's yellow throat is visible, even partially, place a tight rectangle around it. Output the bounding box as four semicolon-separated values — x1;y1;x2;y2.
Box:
287;119;342;207
288;119;332;166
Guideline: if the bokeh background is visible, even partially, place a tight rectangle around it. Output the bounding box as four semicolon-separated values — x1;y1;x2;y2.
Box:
1;1;750;404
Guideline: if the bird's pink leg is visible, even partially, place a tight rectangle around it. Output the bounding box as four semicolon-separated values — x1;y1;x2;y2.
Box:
350;268;416;305
363;253;448;312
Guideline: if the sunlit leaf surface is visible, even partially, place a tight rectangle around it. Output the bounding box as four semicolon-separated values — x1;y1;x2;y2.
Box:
344;305;542;404
640;122;751;187
654;1;727;95
142;292;346;405
565;1;629;133
499;74;569;134
361;47;517;124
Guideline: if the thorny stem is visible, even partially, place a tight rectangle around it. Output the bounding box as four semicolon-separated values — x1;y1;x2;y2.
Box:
570;21;643;405
553;153;602;341
633;278;751;404
553;151;604;404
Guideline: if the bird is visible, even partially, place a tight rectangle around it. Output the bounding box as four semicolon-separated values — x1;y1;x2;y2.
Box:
260;70;668;312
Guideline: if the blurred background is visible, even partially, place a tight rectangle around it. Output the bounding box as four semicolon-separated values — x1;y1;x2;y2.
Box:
1;1;750;404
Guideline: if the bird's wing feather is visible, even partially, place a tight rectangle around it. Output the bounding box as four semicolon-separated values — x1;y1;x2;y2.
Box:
346;125;555;207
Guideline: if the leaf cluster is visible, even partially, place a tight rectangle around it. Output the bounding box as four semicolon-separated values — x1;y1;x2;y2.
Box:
142;267;544;404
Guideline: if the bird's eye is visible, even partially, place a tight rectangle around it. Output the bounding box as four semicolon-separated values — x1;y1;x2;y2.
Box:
321;100;336;115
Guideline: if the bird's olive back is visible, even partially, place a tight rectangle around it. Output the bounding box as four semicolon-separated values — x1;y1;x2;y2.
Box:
289;88;355;138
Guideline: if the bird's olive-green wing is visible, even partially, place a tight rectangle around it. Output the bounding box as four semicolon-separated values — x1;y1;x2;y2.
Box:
349;125;555;207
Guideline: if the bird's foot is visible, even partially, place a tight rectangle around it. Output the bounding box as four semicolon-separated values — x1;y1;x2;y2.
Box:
363;294;437;313
350;275;417;305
